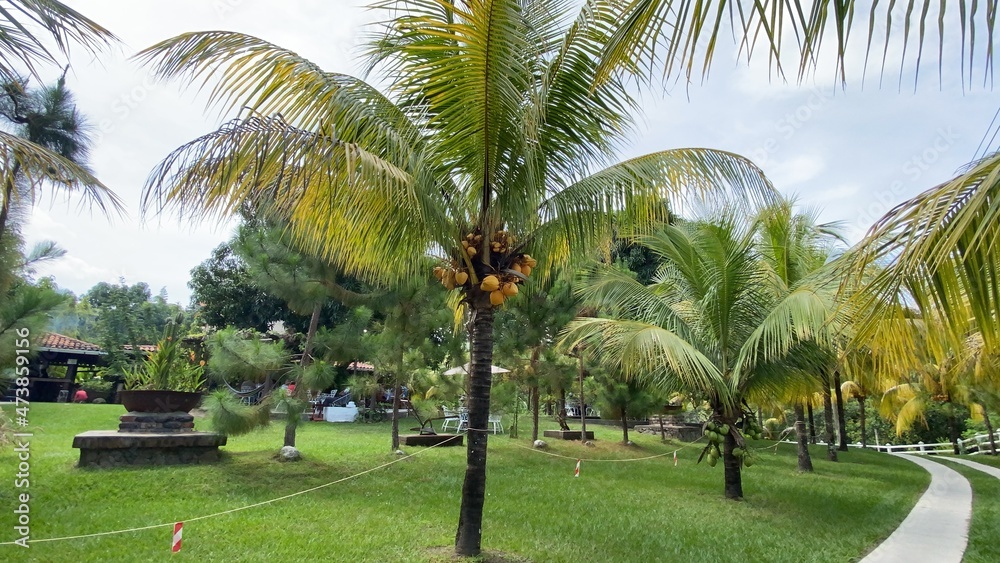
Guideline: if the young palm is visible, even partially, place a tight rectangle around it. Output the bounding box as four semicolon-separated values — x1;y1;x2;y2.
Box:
136;1;775;553
565;210;836;498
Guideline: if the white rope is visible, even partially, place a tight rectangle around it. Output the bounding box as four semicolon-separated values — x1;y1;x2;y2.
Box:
511;434;708;462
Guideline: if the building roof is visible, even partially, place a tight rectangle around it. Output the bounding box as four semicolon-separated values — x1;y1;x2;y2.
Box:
348;361;375;372
37;333;104;354
123;344;160;353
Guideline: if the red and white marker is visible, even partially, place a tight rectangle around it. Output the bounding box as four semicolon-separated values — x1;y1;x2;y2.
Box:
673;451;678;466
574;459;581;477
172;522;183;553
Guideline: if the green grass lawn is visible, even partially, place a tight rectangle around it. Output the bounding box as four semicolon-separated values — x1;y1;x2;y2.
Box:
1;404;928;562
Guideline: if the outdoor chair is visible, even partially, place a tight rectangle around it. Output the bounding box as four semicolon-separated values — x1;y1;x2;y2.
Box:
488;414;504;434
441;407;461;432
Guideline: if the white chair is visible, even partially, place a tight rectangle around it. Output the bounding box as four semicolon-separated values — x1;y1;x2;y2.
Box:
457;410;469;432
441;407;460;432
488;414;504;434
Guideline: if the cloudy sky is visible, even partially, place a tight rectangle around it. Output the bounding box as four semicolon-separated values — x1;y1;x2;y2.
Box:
22;0;998;305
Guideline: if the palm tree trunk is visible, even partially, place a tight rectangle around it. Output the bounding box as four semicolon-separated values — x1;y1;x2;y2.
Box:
721;414;743;499
822;383;838;462
794;402;813;472
982;406;997;455
455;294;495;557
621;410;629;444
530;347;540;442
577;353;587;442
283;303;321;449
834;371;849;451
858;397;868;448
807;402;817;444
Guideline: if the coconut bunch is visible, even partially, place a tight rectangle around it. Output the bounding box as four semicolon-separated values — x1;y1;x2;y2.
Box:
432;229;540;307
699;414;762;468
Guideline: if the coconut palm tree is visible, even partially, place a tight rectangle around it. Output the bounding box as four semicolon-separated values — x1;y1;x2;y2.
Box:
135;1;776;554
565;208;836;498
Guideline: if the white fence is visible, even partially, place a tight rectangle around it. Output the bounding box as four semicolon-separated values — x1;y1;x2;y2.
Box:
778;430;1000;455
871;431;1000;455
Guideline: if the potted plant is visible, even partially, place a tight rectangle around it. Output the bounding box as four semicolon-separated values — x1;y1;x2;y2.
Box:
119;314;206;413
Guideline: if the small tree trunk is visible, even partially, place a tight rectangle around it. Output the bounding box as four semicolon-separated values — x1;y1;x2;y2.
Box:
510;388;519;439
621;410;629;444
557;387;569;430
807;402;817;444
530;384;540;442
284;303;322;450
858;397;868;448
529;347;540;442
822;382;838;462
834;371;849;451
658;410;667;442
947;405;961;455
0;163;21;244
720;412;743;499
578;353;587;442
455;293;495;557
794;402;813;472
983;405;997;455
391;376;402;451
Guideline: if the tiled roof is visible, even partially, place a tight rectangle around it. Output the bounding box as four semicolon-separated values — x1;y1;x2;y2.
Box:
123;344;160;353
38;333;103;353
347;361;375;372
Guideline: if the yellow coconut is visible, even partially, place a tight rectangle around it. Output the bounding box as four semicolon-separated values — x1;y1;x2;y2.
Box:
467;246;478;257
490;290;505;306
502;282;519;297
511;263;523;273
433;267;445;280
455;271;469;285
481;275;501;292
521;265;532;277
461;240;469;249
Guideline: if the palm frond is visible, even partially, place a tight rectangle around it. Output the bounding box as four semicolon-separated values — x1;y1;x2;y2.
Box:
0;128;123;218
0;0;117;82
562;316;733;407
596;0;996;88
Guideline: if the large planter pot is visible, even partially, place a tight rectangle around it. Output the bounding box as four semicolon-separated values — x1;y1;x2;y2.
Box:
119;390;203;413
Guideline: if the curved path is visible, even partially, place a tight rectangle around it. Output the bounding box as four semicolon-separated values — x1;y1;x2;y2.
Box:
860;453;972;563
939;455;1000;479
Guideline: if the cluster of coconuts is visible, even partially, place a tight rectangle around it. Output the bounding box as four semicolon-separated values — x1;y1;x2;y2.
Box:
432;229;538;307
702;420;756;468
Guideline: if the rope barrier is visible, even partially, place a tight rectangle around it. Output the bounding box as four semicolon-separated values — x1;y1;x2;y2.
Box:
0;434;463;547
510;434;709;462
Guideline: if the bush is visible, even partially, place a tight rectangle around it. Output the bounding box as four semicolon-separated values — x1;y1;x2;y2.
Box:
81;379;113;394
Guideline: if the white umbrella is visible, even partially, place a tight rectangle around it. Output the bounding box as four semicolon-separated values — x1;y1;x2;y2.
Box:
444;363;510;376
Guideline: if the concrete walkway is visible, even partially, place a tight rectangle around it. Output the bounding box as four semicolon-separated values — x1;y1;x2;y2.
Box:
860;453;972;563
939;455;1000;479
